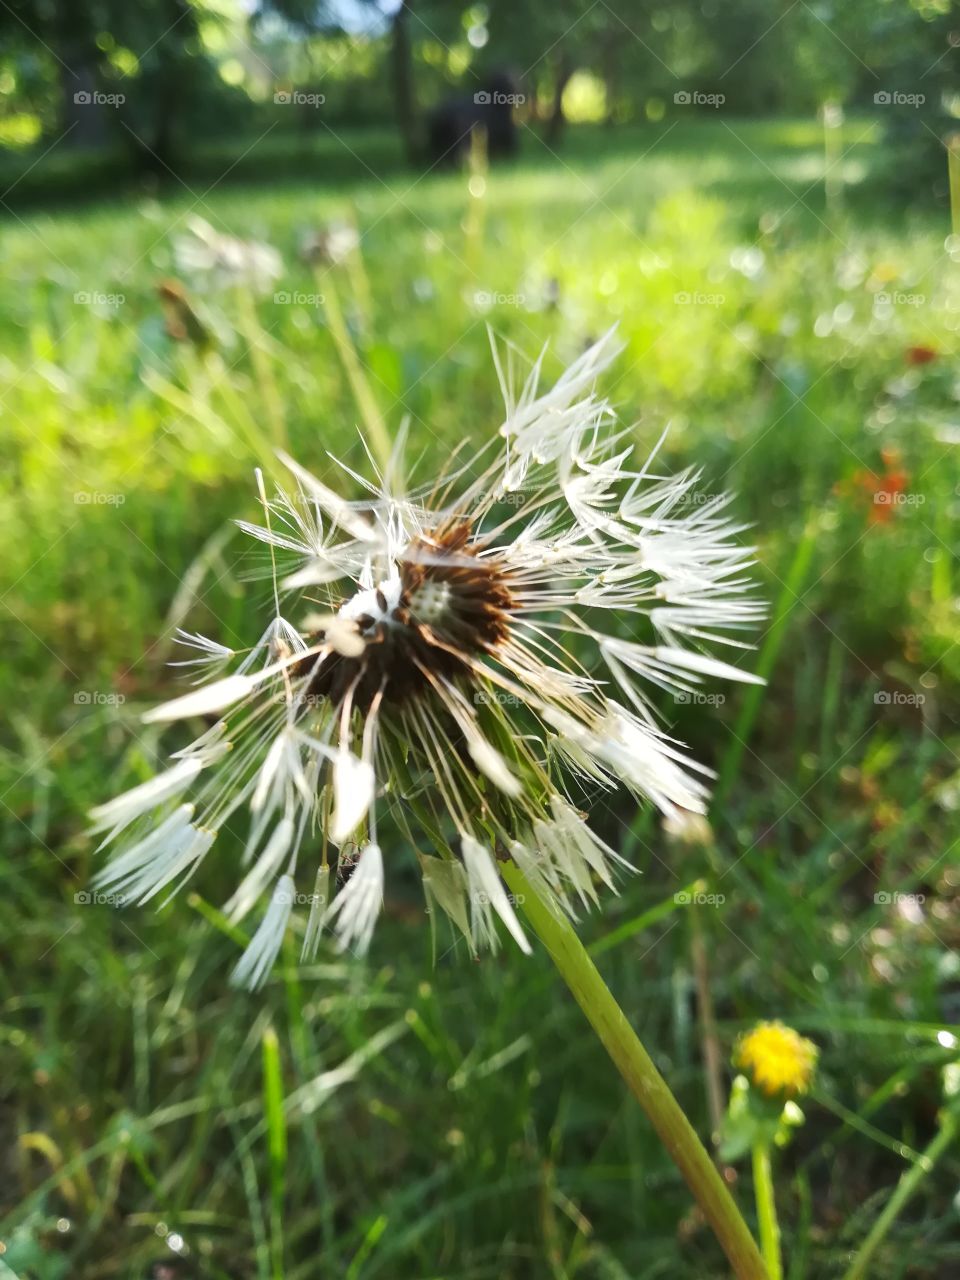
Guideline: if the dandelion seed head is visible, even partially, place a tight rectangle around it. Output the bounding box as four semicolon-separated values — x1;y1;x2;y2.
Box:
299;522;515;713
90;328;764;986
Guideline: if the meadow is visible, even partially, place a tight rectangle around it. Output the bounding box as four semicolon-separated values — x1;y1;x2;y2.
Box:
2;117;959;1278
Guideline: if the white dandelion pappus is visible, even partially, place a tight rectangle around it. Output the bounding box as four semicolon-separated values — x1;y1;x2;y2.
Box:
174;215;283;293
91;328;763;988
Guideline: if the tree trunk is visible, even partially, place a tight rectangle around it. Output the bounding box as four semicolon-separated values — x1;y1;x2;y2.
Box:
391;0;417;163
602;28;620;127
58;59;105;147
54;0;104;148
546;51;575;146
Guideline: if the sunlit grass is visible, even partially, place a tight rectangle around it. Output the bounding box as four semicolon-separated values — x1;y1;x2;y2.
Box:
2;119;958;1278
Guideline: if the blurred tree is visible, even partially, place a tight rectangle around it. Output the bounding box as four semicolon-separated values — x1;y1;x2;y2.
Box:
0;0;101;144
390;0;417;161
0;0;231;171
483;0;618;140
864;0;960;201
0;0;955;191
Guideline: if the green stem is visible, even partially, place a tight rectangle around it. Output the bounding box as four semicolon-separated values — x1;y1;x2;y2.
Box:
842;1107;958;1280
502;863;768;1280
752;1142;782;1280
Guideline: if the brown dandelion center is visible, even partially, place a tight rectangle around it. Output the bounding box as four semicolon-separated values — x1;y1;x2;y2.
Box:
299;521;513;712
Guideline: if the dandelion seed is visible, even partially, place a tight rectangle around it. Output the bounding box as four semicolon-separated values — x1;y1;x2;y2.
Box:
229;875;295;990
90;328;763;985
170;630;235;681
174;215;282;293
324;842;384;954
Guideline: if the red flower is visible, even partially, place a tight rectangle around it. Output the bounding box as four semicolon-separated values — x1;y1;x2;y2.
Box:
837;448;910;525
905;345;937;366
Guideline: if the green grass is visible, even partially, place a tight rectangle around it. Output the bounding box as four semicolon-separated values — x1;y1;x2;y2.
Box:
2;118;959;1278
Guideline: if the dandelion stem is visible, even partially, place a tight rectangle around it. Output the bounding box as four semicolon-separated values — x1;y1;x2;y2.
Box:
752;1142;782;1280
502;862;768;1280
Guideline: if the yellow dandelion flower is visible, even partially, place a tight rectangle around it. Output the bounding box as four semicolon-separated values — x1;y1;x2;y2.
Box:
735;1021;818;1098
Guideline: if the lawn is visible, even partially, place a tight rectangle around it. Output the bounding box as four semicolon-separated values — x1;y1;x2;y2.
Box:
2;117;959;1278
